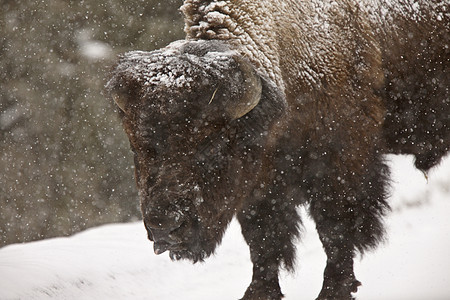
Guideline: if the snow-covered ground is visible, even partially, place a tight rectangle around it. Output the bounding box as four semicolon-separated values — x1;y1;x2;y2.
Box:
1;154;449;300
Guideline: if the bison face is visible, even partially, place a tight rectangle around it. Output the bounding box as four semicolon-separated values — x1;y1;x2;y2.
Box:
106;40;286;262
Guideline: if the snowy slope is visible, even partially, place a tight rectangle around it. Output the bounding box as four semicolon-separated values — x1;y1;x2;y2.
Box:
1;154;449;300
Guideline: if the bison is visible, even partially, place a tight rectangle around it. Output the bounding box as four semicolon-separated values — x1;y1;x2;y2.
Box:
106;0;449;299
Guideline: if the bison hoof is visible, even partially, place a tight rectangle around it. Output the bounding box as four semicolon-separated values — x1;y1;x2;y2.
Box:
240;279;283;300
316;278;361;300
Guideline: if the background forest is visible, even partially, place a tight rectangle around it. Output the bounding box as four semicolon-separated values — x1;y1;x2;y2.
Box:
0;0;184;246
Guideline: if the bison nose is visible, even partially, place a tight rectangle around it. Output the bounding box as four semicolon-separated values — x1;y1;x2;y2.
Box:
151;228;180;255
145;222;183;255
144;208;186;230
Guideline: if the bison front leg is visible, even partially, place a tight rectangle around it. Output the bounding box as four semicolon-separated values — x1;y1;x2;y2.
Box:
312;219;361;300
306;148;390;300
237;196;301;300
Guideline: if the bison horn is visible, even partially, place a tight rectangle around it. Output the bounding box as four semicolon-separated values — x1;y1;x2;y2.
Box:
106;67;140;114
225;56;262;120
112;93;127;113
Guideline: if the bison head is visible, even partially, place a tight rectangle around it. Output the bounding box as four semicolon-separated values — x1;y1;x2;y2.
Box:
106;40;286;262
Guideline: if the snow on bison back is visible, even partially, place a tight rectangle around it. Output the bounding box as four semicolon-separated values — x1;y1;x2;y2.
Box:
106;1;449;299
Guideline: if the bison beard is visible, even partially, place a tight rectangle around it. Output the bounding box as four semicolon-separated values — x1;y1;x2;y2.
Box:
106;1;449;299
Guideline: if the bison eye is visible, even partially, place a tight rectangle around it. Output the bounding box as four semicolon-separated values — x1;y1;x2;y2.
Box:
145;148;157;157
147;141;166;157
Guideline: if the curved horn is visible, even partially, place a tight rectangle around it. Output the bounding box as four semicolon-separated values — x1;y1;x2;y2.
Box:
225;56;262;120
106;72;140;114
112;93;127;112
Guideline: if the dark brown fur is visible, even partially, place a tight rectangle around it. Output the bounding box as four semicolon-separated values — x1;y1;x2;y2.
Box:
106;1;449;299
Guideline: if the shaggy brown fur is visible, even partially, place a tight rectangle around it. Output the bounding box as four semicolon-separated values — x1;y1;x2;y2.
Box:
106;1;449;299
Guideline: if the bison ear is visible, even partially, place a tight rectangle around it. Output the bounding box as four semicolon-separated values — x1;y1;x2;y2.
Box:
223;56;262;120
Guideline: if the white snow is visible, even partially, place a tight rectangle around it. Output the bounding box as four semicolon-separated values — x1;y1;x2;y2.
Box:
1;154;449;300
79;40;113;60
76;29;113;61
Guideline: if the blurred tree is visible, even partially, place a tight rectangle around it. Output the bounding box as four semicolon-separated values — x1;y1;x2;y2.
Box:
0;0;184;246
